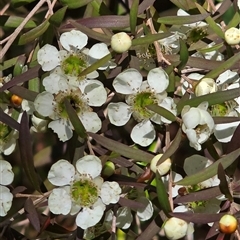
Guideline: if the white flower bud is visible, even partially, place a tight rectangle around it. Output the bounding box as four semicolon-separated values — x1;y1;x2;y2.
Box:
150;154;171;175
195;78;217;96
224;27;240;45
219;214;238;234
164;217;188;240
111;32;132;53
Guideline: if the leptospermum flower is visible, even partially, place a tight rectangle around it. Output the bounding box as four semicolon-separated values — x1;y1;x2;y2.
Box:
47;155;121;229
37;30;113;87
107;68;173;146
181;102;215;151
34;79;106;141
0;160;14;216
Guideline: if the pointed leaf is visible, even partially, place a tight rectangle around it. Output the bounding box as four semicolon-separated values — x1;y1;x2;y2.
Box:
88;132;154;163
155;171;172;216
49;6;68;27
130;0;139;34
175;148;240;185
178;38;189;71
24;198;40;232
0;16;36;28
19;112;42;192
64;99;87;139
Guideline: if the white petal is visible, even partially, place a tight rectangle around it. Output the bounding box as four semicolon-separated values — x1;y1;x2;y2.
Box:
116;207;133;229
76;155;102;178
43;73;69;94
107;102;132;126
79;112;101;133
147;68;169;93
0;186;13;217
182;107;201;129
75;198;105;229
0;160;14;185
48;188;72;215
82;80;107;106
70;201;82;215
131;120;155;146
185;129;201;151
37;44;60;71
48;119;73;142
88;43;110;70
21;99;35;115
60;30;88;51
47;159;75;186
136;196;153;221
34;92;55;117
113;68;142;94
100;181;121;205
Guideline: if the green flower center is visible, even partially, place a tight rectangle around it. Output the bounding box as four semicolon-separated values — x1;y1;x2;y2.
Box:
132;92;156;121
187;26;208;44
210;100;238;116
56;90;89;118
71;178;99;207
61;53;88;79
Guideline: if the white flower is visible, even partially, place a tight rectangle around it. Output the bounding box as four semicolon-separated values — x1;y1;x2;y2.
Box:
34;79;105;141
107;68;173;146
47;156;121;229
111;32;132;53
181;102;215;151
224;27;240;45
0;160;14;216
37;30;112;87
195;78;218;96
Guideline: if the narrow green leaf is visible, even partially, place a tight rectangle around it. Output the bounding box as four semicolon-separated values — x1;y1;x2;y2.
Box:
157;13;209;25
175;147;240;186
169;0;196;11
146;104;177;122
18;19;50;45
88;132;154;163
19;112;42;192
176;88;240;114
196;3;224;38
155;171;172;216
13;55;27;76
0;55;25;71
204;51;240;79
49;6;68;27
64;99;87;139
0;16;36;28
70;20;111;43
78;53;112;77
178;38;189;71
11;0;36;7
132;32;172;46
0;108;20;131
130;0;139;34
59;0;93;9
217;163;233;201
226;12;240;29
198;42;223;53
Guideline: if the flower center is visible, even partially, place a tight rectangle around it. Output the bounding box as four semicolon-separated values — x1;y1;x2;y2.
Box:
194;124;208;134
131;92;156;121
71;178;99;207
61;53;88;79
210;100;238;116
55;90;90;118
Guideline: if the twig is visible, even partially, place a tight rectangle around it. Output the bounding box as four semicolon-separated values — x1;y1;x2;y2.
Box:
0;2;10;15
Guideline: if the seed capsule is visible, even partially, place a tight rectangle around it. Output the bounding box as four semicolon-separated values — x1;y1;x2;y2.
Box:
219;214;238;234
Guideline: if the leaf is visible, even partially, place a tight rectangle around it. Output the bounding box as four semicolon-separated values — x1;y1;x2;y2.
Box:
130;0;139;34
169;212;225;224
88;133;154;163
18;19;50;45
0;108;20;131
13;55;27;76
178;38;189;71
146;104;177;122
155;171;172;216
132;32;172;46
175;147;240;186
58;0;93;9
169;0;196;10
49;6;68;27
157;13;209;25
0;16;36;28
64;99;87;139
9;85;38;102
176;88;240;114
11;0;36;7
226;12;240;29
18;112;42;192
24;198;41;232
217;163;233;201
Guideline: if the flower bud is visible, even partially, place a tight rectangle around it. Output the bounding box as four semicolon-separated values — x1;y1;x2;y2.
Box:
11;94;23;107
219;214;238;234
224;27;240;45
164;217;188;240
111;32;132;53
102;161;115;177
195;78;217;96
150;154;171;175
